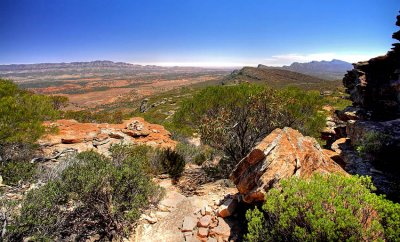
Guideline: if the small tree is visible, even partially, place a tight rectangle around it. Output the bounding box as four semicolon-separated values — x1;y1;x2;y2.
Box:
199;87;282;164
0;79;58;144
49;95;69;110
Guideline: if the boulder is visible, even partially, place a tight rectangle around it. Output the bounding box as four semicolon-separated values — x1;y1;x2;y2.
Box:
331;138;349;155
140;98;149;113
230;127;346;203
336;106;365;121
217;198;237;218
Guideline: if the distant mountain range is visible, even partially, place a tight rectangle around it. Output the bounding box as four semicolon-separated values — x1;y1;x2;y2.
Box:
0;60;141;72
258;59;353;80
0;60;225;73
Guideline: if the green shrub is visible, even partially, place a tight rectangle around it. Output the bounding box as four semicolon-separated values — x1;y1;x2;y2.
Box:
245;174;400;242
175;142;215;166
0;79;58;143
159;148;185;179
193;153;207;166
109;144;164;175
0;161;37;186
356;131;391;157
7;150;163;240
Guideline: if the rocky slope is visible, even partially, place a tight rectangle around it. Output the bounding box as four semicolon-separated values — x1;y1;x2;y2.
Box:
259;59;352;80
225;66;342;90
230;127;346;203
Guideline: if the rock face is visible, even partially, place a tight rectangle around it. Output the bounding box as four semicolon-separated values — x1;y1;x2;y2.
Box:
342;13;400;120
230;127;346;203
38;117;176;158
335;14;400;200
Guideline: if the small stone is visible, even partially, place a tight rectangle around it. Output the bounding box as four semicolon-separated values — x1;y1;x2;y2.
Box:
198;215;212;227
85;234;101;242
370;168;384;174
155;211;170;218
122;129;150;137
108;132;124;139
198;227;209;238
183;231;193;241
204;206;212;215
217;198;237;218
200;207;206;216
61;137;82;144
182;216;197;232
140;214;158;224
210;218;231;239
209;218;219;228
5;193;23;200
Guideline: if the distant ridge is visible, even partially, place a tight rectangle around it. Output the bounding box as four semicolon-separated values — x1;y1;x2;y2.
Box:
0;60;225;73
0;60;156;72
225;66;341;90
258;59;352;80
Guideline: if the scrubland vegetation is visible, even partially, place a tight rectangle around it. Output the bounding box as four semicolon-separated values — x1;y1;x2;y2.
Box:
1;78;399;241
6;148;164;241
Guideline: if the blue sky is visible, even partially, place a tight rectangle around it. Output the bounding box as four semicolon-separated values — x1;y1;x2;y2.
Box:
1;0;399;67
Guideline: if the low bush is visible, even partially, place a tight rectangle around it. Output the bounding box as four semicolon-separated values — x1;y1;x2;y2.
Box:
175;142;216;166
159;148;185;179
356;131;391;157
109;144;164;175
245;174;400;242
6;150;163;241
0;161;37;186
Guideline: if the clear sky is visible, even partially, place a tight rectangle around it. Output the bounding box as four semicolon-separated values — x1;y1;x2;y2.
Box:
1;0;399;67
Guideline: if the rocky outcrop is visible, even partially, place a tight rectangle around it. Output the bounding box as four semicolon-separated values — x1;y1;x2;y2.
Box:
320;105;347;147
334;14;400;200
38;117;176;158
342;13;400;121
230;127;346;203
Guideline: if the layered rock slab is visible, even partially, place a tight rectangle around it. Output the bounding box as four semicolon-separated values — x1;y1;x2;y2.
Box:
38;117;176;157
230;127;346;203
